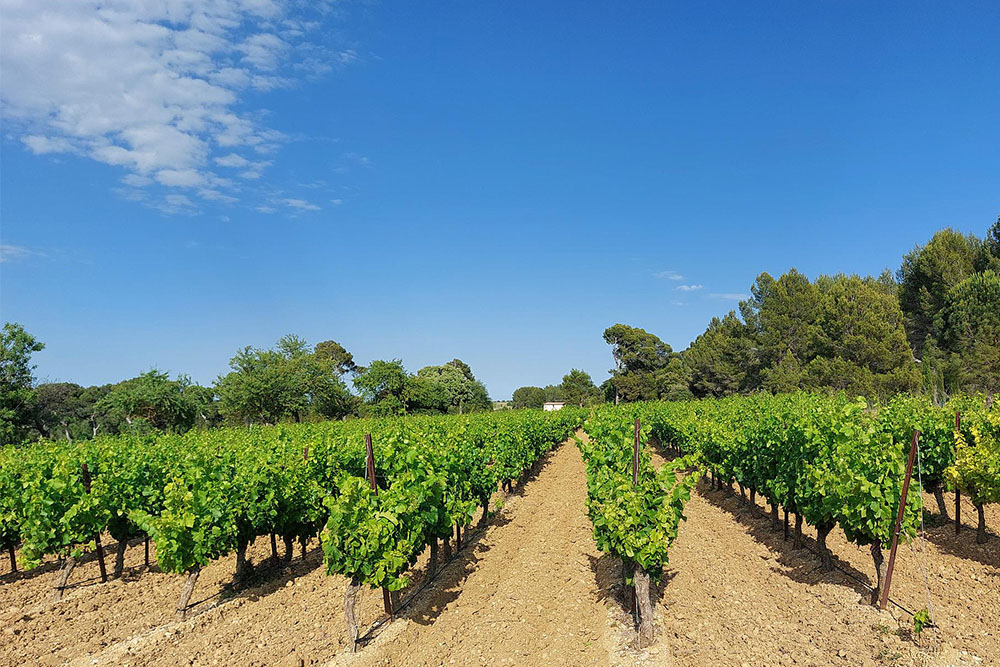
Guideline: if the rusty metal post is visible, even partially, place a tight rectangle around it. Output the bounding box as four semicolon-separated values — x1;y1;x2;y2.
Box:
879;430;919;610
365;434;394;620
955;412;962;535
81;463;108;583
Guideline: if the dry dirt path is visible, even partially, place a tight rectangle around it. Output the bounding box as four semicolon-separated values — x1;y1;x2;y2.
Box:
644;478;998;667
331;437;613;667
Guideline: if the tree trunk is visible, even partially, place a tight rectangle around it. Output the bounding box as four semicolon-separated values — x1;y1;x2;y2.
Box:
176;568;201;620
144;536;150;566
442;533;453;561
270;533;278;560
726;478;733;495
750;488;756;507
53;556;76;601
933;486;949;519
428;538;438;577
870;544;888;606
283;535;294;563
345;576;362;649
976;503;988;544
771;502;779;530
783;509;789;540
738;484;746;504
633;563;655;648
478;503;490;528
301;537;307;560
8;545;16;573
235;539;251;581
816;523;834;571
114;538;128;578
793;514;803;549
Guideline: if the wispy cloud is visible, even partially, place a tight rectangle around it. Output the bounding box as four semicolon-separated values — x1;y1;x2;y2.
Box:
282;198;320;211
334;152;373;173
1;1;353;213
0;244;39;262
257;197;320;213
653;270;684;281
675;284;703;292
708;293;750;301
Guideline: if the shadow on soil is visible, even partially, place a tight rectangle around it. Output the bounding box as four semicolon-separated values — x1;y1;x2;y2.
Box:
649;438;875;600
697;482;873;598
918;520;999;570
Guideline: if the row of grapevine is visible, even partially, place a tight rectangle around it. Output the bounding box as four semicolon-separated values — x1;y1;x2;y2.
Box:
946;401;1000;543
319;409;584;642
0;408;583;632
645;392;998;605
577;407;701;646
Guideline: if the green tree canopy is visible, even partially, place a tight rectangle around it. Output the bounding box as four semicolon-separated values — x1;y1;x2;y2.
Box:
415;363;490;414
1;322;45;445
603;324;676;402
897;229;990;357
987;215;1000;260
217;334;354;424
353;359;408;416
684;312;757;398
314;340;359;376
806;274;920;398
559;369;601;407
511;386;547;409
96;370;198;432
933;270;1000;394
740;269;822;372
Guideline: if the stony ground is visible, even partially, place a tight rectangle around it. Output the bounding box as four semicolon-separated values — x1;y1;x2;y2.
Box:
1;433;997;667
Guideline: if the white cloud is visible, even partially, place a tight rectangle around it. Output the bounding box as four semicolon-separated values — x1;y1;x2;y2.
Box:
0;0;346;212
330;198;343;205
653;270;684;281
165;194;196;208
22;135;73;154
675;284;703;292
0;244;37;262
282;198;319;211
709;293;750;301
156;169;205;187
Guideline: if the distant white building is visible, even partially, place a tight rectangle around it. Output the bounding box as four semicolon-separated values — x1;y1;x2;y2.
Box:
543;401;568;411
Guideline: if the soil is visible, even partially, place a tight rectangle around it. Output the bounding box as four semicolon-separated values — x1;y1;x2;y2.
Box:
1;433;997;667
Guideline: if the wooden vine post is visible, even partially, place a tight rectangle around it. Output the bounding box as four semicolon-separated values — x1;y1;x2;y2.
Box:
364;434;394;620
878;430;919;610
344;433;396;650
954;411;962;535
81;463;108;583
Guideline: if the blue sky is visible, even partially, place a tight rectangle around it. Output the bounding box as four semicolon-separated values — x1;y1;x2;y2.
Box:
2;1;998;399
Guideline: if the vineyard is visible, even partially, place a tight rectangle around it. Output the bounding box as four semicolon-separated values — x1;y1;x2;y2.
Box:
0;409;583;642
0;394;998;665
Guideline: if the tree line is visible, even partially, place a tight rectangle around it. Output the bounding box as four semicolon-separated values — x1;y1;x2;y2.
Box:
510;217;1000;405
0;328;491;445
